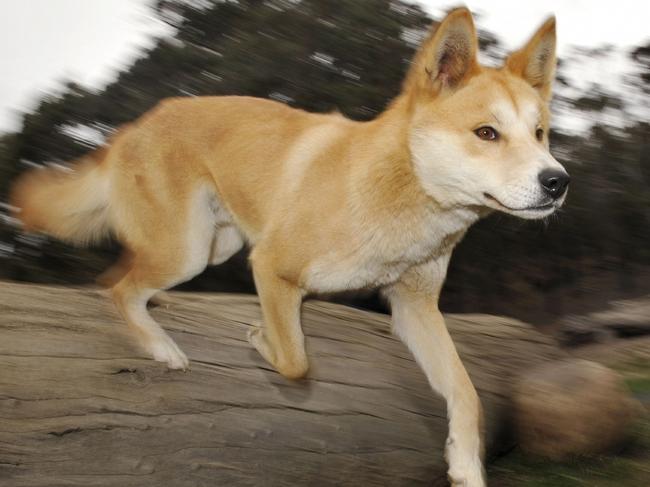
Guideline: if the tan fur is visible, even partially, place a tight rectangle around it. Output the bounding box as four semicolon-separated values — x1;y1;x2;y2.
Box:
10;9;567;486
506;17;557;101
10;147;111;245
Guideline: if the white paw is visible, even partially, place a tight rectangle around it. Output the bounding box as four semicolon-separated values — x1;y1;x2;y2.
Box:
147;333;189;370
247;325;275;364
447;468;485;487
446;438;485;487
149;291;175;308
246;325;261;343
247;322;266;353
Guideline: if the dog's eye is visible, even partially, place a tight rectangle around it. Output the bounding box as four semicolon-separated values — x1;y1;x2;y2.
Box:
536;127;544;141
474;126;498;141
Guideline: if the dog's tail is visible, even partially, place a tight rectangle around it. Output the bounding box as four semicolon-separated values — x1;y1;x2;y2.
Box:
9;146;112;246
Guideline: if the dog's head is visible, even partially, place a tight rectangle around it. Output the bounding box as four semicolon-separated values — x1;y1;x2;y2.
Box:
404;8;569;219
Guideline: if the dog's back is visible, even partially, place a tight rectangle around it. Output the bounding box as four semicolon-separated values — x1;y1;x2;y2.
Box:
11;95;341;244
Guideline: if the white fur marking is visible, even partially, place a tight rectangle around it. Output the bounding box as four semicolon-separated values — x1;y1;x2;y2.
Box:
186;186;244;274
210;224;244;265
303;207;476;293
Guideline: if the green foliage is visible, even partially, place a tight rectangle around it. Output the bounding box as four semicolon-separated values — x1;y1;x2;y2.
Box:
488;435;650;487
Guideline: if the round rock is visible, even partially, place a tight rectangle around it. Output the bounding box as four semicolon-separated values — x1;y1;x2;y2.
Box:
513;358;641;459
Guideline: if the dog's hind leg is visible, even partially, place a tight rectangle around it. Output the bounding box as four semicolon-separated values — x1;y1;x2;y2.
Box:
99;248;175;309
112;264;190;369
247;248;308;380
384;256;485;487
110;188;217;369
111;222;215;369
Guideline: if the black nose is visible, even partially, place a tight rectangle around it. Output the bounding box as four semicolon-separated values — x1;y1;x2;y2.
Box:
538;169;570;199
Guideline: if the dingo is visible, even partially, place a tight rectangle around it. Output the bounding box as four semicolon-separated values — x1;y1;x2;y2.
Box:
11;8;568;486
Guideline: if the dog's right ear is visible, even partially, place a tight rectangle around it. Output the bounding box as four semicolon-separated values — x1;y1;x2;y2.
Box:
505;16;557;102
404;7;479;94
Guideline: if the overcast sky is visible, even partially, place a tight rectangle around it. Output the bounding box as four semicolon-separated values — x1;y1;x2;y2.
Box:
0;0;648;134
0;0;168;133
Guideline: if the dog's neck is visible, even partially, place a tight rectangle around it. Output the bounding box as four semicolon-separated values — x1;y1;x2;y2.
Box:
347;109;482;265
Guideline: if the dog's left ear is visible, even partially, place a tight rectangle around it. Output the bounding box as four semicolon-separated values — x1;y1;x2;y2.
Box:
506;16;557;101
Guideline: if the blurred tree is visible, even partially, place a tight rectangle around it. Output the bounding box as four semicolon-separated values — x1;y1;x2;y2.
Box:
631;42;650;88
1;0;649;324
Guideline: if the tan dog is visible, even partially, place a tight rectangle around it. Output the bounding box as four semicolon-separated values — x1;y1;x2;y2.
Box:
11;8;568;486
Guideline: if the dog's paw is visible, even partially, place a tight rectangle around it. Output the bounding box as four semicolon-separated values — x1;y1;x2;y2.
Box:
148;291;175;309
247;325;308;380
246;324;261;342
247;324;276;365
147;333;189;370
447;469;485;487
445;437;485;487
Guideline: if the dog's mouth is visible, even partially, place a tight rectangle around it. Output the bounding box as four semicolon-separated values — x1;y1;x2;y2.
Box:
483;193;556;213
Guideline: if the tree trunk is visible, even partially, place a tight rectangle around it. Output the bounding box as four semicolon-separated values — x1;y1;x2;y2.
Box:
0;283;564;486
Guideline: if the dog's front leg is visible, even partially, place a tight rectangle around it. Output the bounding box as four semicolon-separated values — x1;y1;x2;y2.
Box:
385;257;485;487
248;249;309;380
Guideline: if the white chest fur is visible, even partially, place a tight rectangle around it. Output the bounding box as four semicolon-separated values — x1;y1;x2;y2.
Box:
303;207;478;293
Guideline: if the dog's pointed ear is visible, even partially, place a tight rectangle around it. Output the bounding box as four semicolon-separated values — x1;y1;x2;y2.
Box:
405;7;479;93
506;16;557;101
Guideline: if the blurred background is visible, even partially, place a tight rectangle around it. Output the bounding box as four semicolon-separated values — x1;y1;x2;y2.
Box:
0;0;649;341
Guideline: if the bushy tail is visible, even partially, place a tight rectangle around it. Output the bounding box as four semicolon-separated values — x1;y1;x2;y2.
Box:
9;147;112;246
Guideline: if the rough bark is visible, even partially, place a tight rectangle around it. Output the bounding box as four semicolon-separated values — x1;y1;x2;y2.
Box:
0;282;564;486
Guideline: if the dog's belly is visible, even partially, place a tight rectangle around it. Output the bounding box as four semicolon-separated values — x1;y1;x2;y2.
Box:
302;254;412;293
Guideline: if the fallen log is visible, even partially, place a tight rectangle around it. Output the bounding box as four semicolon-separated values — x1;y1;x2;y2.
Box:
557;295;650;346
0;282;564;486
